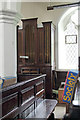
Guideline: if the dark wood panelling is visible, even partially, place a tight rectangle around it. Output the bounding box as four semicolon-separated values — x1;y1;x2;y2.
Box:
17;18;56;99
42;22;52;64
22;18;38;64
2;94;18;117
18;29;25;66
18;74;40;82
36;81;44;93
37;28;44;64
21;104;34;118
18;65;53;98
1;74;46;119
36;89;45;98
21;87;34;103
56;71;67;89
42;66;52;98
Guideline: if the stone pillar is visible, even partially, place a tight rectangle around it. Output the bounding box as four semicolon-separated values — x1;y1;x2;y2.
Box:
0;2;21;78
0;2;21;118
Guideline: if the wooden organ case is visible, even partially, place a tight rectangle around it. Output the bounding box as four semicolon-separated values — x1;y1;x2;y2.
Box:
17;18;56;98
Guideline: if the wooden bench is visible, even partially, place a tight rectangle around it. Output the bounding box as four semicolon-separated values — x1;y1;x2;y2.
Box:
1;74;46;120
26;99;57;120
1;74;57;120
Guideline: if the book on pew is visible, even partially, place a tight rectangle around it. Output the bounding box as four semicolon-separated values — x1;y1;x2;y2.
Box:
0;76;17;88
0;77;3;88
62;70;79;103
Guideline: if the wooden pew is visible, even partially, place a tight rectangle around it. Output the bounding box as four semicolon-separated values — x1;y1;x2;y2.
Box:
0;74;57;120
26;99;57;120
0;74;46;119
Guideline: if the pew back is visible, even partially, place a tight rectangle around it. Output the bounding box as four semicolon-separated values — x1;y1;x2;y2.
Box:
0;74;46;120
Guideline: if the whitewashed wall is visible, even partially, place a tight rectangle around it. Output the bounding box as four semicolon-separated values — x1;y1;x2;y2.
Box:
20;2;68;26
0;2;21;77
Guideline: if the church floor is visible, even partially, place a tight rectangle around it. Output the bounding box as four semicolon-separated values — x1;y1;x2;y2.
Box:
53;103;66;120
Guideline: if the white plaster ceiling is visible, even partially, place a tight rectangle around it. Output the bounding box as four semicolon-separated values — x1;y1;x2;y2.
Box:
0;0;79;3
20;0;79;2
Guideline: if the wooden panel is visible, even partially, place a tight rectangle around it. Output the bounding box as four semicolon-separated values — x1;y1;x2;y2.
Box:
42;66;52;98
37;28;44;64
18;29;24;65
2;94;18;117
21;76;45;90
21;68;40;74
36;89;45;99
22;18;38;64
56;71;67;89
58;89;65;103
42;22;51;64
20;97;35;115
36;81;44;93
18;74;39;82
22;86;34;103
1;108;19;120
21;104;34;118
25;24;35;63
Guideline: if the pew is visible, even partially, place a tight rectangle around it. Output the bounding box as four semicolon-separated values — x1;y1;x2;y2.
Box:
26;99;57;120
0;74;57;120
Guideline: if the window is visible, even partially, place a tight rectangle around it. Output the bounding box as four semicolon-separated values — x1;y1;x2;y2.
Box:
64;21;78;70
58;9;78;70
